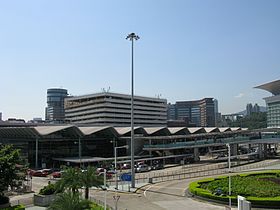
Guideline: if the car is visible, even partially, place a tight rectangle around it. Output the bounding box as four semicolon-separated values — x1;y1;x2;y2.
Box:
121;163;131;169
151;163;164;170
31;170;48;177
42;169;53;175
52;171;62;178
135;164;150;173
96;168;105;173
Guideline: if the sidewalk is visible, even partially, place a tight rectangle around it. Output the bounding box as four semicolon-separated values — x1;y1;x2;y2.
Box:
26;207;46;210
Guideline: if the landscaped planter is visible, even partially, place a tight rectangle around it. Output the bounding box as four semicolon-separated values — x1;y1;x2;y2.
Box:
34;194;56;207
188;170;280;208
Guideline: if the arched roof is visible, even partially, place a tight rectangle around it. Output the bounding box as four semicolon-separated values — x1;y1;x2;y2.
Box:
187;127;205;134
34;125;83;138
255;79;280;96
204;127;219;133
218;127;231;132
34;125;75;136
114;127;147;136
230;127;242;131
0;127;39;138
168;127;190;135
78;126;118;136
144;127;170;136
0;125;246;139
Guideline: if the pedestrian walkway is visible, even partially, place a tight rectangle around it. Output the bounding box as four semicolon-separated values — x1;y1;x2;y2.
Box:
26;207;46;210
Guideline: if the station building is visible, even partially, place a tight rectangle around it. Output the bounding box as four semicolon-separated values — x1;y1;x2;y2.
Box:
0;123;268;169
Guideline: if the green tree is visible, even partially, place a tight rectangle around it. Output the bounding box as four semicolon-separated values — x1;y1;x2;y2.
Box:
47;191;91;210
0;145;25;201
55;167;82;194
55;166;103;200
80;166;103;199
228;112;267;130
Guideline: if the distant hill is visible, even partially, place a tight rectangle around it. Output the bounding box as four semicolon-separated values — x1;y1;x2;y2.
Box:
235;106;267;116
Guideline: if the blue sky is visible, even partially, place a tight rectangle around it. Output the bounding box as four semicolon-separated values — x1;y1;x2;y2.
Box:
0;0;279;121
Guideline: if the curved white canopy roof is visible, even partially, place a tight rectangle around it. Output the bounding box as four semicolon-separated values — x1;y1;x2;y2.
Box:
255;79;280;95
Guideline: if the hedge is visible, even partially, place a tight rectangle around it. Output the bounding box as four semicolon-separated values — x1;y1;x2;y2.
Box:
188;171;280;208
2;205;25;210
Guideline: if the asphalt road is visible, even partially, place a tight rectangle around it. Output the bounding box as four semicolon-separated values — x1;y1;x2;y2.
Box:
92;178;231;210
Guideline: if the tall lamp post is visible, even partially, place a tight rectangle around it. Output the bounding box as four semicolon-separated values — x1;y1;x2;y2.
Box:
98;169;107;210
114;145;129;190
226;143;231;208
126;32;139;189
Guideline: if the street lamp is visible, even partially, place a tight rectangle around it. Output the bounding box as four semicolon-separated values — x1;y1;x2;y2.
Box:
99;169;107;210
226;143;231;208
126;32;139;189
114;145;129;190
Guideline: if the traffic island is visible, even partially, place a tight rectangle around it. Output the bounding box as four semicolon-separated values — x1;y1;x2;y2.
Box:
188;170;280;208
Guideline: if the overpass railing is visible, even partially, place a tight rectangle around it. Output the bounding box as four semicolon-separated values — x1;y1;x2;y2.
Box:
143;135;280;150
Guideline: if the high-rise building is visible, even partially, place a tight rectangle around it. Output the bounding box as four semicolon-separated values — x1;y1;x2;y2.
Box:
45;88;68;123
65;92;167;127
255;79;280;128
0;112;2;121
246;103;253;116
253;103;260;113
167;103;176;120
167;98;215;127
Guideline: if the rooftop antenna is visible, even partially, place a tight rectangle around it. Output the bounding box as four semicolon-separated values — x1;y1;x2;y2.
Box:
156;94;162;98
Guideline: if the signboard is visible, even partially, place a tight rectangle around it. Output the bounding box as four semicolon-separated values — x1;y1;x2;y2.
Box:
238;195;251;210
120;173;131;181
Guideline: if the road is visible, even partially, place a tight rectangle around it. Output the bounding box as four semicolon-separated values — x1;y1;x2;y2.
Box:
12;159;280;209
92;178;231;210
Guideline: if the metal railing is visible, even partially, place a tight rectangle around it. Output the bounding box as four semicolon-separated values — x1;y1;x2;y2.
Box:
107;159;280;186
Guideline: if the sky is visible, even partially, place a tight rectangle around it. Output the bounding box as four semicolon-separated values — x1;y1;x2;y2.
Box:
0;0;280;121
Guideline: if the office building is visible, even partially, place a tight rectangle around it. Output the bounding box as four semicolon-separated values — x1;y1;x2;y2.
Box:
167;98;216;127
167;103;176;120
65;92;167;127
0;112;2;121
255;79;280;128
45;88;68;123
246;103;261;116
246;103;253;116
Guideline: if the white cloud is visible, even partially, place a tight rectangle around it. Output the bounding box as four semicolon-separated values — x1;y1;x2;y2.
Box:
235;93;245;98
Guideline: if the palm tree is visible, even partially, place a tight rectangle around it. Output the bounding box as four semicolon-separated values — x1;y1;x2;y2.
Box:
55;167;82;194
80;166;103;199
47;191;91;210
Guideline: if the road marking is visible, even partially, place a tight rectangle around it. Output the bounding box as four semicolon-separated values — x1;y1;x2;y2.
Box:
144;185;153;197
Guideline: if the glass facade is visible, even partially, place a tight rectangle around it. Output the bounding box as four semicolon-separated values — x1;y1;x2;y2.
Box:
46;88;68;123
168;98;215;127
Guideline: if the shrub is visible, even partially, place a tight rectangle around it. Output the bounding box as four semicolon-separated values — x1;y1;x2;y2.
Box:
39;183;56;195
